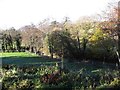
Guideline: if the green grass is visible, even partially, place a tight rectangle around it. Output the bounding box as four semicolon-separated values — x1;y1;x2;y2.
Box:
1;52;60;66
0;52;38;57
1;52;117;70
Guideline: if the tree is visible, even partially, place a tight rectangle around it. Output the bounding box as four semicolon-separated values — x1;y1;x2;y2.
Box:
1;31;13;52
118;1;120;53
99;1;120;65
20;25;44;53
1;27;22;52
15;33;22;52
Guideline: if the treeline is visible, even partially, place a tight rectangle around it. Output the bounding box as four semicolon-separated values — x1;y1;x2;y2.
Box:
1;28;22;52
1;2;120;64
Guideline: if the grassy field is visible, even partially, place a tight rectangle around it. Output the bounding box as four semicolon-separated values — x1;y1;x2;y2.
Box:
1;52;60;66
1;52;117;70
0;52;38;57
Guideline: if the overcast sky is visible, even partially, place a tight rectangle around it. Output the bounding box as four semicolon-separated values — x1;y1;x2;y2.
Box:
0;0;116;29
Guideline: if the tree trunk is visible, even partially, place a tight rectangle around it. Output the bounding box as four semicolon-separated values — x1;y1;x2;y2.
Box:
115;50;120;66
51;53;53;58
77;36;81;52
117;1;120;67
83;38;87;59
118;1;120;52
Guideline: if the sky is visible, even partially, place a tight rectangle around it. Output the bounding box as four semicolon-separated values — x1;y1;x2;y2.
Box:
0;0;116;29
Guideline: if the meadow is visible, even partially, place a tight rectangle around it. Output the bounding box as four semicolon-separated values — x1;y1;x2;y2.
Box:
1;52;60;66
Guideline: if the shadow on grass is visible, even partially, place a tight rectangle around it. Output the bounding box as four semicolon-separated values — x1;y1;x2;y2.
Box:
1;55;118;70
2;56;61;66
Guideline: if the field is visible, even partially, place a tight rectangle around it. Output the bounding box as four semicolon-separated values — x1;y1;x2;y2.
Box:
1;52;60;66
1;52;120;90
1;52;38;57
